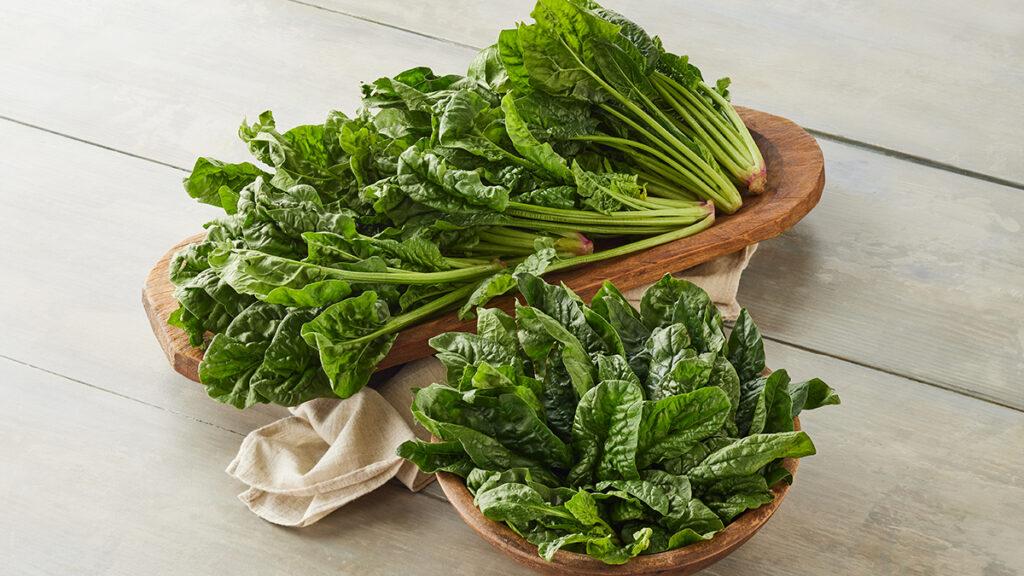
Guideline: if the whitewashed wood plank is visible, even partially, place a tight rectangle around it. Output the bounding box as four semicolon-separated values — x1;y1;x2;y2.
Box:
740;138;1024;409
310;0;1024;183
5;99;1021;414
0;119;289;433
698;339;1024;576
0;358;531;576
1;0;1021;406
2;338;1021;574
0;0;477;170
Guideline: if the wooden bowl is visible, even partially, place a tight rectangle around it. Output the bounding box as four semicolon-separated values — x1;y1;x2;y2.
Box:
434;417;801;576
144;107;823;383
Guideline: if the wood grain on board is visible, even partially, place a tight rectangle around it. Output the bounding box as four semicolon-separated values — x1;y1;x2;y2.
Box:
3;337;1022;575
142;107;824;381
1;1;1023;574
0;120;289;434
0;0;478;169
1;0;1021;406
435;418;801;576
740;138;1024;409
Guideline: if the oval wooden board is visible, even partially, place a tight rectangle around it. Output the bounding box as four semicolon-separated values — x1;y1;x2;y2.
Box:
142;107;824;383
436;417;801;576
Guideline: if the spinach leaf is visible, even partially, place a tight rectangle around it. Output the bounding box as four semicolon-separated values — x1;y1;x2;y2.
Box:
476;307;519;350
540;349;579;440
300;291;397;398
595;479;669;515
641;275;726;354
689;431;817;483
501;93;572;182
414;383;571;469
198;302;288;408
536;527;652;564
398;273;837;565
727;308;765;384
595;354;640;387
789;377;841;415
396;440;474;477
458;245;556;319
517;273;613;355
569;379;644;485
698;474;774;522
263;280;352;307
516;304;595;397
636;387;730;468
250;308;335;406
736;369;794;436
184;157;266;210
430;332;520;385
475;483;578;528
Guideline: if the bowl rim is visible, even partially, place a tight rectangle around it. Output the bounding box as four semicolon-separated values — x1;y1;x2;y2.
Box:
435;416;801;575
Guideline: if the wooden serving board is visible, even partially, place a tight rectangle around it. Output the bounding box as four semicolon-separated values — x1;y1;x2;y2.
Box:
143;107;824;383
436;414;801;575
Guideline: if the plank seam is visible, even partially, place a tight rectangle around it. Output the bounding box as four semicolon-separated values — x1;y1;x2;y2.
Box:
0;114;190;173
0;116;1018;410
277;0;1024;192
0;353;248;437
283;0;480;50
804;128;1024;191
759;334;1023;413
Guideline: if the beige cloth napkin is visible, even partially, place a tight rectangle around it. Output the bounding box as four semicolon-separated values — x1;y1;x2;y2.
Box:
227;245;757;527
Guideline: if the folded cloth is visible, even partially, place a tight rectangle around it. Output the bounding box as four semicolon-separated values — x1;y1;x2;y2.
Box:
228;245;757;526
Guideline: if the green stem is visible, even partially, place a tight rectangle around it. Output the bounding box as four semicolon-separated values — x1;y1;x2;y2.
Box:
505;217;677;236
632;89;742;207
467;241;535;257
477;229;538;249
628;154;702;193
653;72;751;165
643;196;711;210
508;202;708;225
475;228;593;256
559;39;737;206
443;256;492;269
655;81;748;175
321;260;503;285
699;83;766;174
545;213;716;273
596;103;716;190
346;282;479;345
643;182;694;201
574;134;727;207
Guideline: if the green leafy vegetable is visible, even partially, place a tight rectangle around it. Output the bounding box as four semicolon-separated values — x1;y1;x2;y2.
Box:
170;0;767;407
400;275;838;564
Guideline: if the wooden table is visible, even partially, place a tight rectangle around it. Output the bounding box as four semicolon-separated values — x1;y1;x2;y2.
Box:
1;1;1021;574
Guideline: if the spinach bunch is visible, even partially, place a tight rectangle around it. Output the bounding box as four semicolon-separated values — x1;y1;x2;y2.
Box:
170;0;769;409
399;274;838;564
496;0;767;210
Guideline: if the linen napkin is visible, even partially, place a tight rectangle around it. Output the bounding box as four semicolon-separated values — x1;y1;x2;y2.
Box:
227;245;757;527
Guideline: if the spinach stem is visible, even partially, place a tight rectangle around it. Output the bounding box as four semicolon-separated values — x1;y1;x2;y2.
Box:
346;282;480;345
545;213;716;273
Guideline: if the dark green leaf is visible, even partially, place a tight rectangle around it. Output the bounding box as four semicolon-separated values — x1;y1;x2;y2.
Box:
727;308;765;384
300;291;396;398
395;440;474;476
636;387;730;468
501;93;572;182
569;379;644;485
689;432;816;483
789;377;841;416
